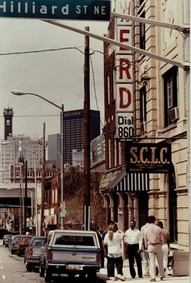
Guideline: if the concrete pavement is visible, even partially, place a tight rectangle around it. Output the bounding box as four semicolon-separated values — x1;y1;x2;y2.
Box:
97;259;190;283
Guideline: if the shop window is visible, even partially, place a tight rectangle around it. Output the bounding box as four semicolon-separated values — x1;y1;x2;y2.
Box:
169;168;178;243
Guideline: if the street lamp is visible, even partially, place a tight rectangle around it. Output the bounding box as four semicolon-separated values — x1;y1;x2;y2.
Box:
11;90;65;230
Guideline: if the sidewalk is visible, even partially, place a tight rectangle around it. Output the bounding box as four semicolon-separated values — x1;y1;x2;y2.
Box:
97;259;190;283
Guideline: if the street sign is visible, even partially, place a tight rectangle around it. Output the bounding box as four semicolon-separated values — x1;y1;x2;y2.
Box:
0;0;111;21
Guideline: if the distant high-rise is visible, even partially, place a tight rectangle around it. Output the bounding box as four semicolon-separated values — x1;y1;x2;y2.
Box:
3;107;14;140
48;109;100;166
64;109;100;165
48;134;61;168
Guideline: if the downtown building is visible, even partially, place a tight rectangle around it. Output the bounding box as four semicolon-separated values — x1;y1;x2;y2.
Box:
48;109;101;167
99;0;190;274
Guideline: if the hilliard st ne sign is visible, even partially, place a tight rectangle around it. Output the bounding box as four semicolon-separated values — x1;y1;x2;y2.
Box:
0;0;111;21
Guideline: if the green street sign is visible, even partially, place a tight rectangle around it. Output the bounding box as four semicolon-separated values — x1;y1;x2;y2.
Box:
0;0;111;21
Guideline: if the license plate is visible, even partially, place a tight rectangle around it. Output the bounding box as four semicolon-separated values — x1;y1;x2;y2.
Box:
66;265;82;270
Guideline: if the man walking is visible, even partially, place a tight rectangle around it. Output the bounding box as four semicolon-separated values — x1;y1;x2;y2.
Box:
144;215;164;282
141;219;150;276
124;220;143;279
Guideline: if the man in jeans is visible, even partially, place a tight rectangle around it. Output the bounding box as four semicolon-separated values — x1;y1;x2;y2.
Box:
144;215;164;282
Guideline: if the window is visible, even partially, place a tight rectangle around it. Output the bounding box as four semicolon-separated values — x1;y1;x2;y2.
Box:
140;86;147;134
140;12;146;50
163;67;178;127
54;234;95;247
140;86;147;123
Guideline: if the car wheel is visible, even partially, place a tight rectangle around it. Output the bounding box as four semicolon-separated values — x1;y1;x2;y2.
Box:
87;272;97;282
39;263;45;278
26;261;32;272
44;267;52;282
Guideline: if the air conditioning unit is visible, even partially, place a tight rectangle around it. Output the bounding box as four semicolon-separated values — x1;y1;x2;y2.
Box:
140;121;147;134
169;107;179;123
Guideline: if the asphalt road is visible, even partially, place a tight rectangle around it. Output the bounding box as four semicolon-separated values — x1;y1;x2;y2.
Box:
0;240;104;283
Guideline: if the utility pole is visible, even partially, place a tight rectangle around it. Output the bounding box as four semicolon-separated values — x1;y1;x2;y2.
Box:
24;160;27;234
60;104;65;229
41;123;46;235
83;26;91;231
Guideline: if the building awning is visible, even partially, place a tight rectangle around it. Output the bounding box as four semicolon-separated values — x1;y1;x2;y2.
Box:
99;168;149;193
99;167;122;191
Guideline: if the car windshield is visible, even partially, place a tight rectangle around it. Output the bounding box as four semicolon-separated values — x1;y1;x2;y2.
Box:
32;238;45;246
14;237;21;243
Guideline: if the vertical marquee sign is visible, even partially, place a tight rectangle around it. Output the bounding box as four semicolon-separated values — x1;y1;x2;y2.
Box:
0;0;111;20
114;1;134;139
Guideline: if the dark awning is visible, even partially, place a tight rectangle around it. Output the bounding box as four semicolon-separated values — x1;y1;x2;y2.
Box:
99;168;149;193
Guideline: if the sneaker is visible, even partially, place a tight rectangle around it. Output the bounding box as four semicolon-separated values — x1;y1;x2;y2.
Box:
150;279;156;282
109;277;117;281
116;274;126;281
144;272;150;277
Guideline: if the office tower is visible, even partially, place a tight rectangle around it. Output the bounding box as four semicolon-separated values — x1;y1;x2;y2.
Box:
63;109;100;165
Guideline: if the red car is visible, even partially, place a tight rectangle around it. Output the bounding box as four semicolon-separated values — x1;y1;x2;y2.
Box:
17;235;33;256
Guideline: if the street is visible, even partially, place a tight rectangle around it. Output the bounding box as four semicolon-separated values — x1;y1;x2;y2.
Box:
0;240;104;283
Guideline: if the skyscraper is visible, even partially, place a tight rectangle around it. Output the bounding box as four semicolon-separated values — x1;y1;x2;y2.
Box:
48;109;100;166
64;109;100;165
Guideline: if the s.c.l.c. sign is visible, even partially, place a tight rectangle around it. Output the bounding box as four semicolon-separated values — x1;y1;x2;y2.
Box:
125;142;172;173
0;0;111;21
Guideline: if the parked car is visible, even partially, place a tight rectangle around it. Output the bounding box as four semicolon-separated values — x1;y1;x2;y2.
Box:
9;235;21;255
24;236;46;271
17;235;33;256
3;234;12;247
39;229;101;282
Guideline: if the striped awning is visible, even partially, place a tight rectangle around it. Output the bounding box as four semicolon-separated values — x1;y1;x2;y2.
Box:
99;168;149;193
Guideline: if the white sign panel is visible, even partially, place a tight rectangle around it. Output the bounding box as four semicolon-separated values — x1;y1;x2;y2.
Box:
116;84;133;112
116;112;134;139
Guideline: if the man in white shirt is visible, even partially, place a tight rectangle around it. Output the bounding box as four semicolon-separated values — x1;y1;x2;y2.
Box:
124;220;143;279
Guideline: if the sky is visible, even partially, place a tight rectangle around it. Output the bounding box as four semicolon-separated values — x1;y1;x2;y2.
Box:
0;16;109;141
0;0;132;142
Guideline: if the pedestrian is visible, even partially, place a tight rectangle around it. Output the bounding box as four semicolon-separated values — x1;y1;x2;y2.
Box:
102;219;115;242
155;220;170;274
124;220;143;279
140;218;150;277
103;223;126;281
101;219;115;267
144;215;164;282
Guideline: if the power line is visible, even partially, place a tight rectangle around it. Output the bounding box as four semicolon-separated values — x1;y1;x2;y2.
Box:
0;114;59;118
0;46;103;56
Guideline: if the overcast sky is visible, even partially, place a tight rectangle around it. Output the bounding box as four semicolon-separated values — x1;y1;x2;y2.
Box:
0;0;132;141
0;17;109;140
